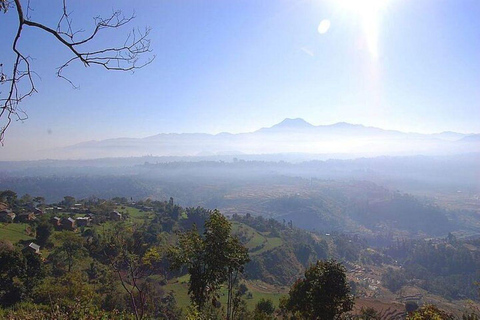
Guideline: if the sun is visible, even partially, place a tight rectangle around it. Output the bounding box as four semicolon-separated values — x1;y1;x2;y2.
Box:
337;0;386;12
337;0;388;59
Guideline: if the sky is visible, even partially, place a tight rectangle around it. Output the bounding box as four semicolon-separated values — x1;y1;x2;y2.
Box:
1;0;480;159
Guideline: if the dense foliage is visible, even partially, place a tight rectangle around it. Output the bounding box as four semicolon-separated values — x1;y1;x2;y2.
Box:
1;189;480;319
281;259;354;320
169;210;249;319
382;237;480;300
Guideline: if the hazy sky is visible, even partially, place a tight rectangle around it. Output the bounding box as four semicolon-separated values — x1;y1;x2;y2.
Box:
1;0;480;158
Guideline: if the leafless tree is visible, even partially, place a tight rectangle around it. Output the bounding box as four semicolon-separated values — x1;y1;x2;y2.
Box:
0;0;153;143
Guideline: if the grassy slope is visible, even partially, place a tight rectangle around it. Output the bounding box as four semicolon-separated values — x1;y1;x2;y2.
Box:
164;276;287;310
231;221;283;256
117;206;154;223
162;221;288;310
0;223;34;242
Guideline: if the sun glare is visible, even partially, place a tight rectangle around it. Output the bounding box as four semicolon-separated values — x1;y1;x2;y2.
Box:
337;0;388;59
318;19;331;34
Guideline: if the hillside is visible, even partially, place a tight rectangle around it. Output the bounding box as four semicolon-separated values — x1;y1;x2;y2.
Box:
1;180;478;240
1;192;479;318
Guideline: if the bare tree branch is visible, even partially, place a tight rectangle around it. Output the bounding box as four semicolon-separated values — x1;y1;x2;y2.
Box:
0;0;154;143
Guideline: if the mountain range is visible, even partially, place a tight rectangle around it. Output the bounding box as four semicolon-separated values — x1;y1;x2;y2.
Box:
39;118;479;160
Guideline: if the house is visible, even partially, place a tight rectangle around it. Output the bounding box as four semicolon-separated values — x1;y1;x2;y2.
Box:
76;216;91;227
0;209;15;223
61;217;76;231
34;207;44;215
70;204;83;212
17;212;36;222
27;242;41;254
110;210;122;221
50;216;61;229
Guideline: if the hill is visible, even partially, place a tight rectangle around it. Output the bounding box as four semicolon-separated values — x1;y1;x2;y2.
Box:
29;118;478;160
1;193;479;318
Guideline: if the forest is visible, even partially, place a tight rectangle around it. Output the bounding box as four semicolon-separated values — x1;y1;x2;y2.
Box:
1;190;479;319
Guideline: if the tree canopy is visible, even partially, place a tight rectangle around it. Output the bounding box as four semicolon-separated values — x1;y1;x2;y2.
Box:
281;259;354;320
168;209;249;317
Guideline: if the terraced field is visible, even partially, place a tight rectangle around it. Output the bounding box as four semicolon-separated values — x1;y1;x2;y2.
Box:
231;221;283;256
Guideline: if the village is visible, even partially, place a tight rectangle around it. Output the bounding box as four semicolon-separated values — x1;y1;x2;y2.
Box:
0;195;155;256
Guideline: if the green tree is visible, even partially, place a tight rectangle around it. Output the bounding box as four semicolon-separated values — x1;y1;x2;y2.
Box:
282;259;353;320
406;301;420;314
359;307;381;320
406;305;455;320
33;196;45;207
254;298;276;319
0;190;17;208
62;195;76;208
203;212;249;320
382;267;406;293
50;231;87;273
155;291;183;320
0;240;44;307
169;210;249;318
105;222;164;320
0;240;25;306
21;249;45;294
36;220;53;246
255;298;275;315
170;226;207;307
33;270;99;309
19;193;33;207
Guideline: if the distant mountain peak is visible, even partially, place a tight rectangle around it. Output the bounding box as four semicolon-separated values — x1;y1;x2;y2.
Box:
271;118;314;129
330;122;362;128
460;134;480;142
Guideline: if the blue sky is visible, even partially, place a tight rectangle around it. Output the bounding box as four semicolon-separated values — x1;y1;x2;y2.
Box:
1;0;480;158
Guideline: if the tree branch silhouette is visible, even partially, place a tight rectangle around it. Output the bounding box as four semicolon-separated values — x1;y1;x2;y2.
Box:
0;0;154;143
